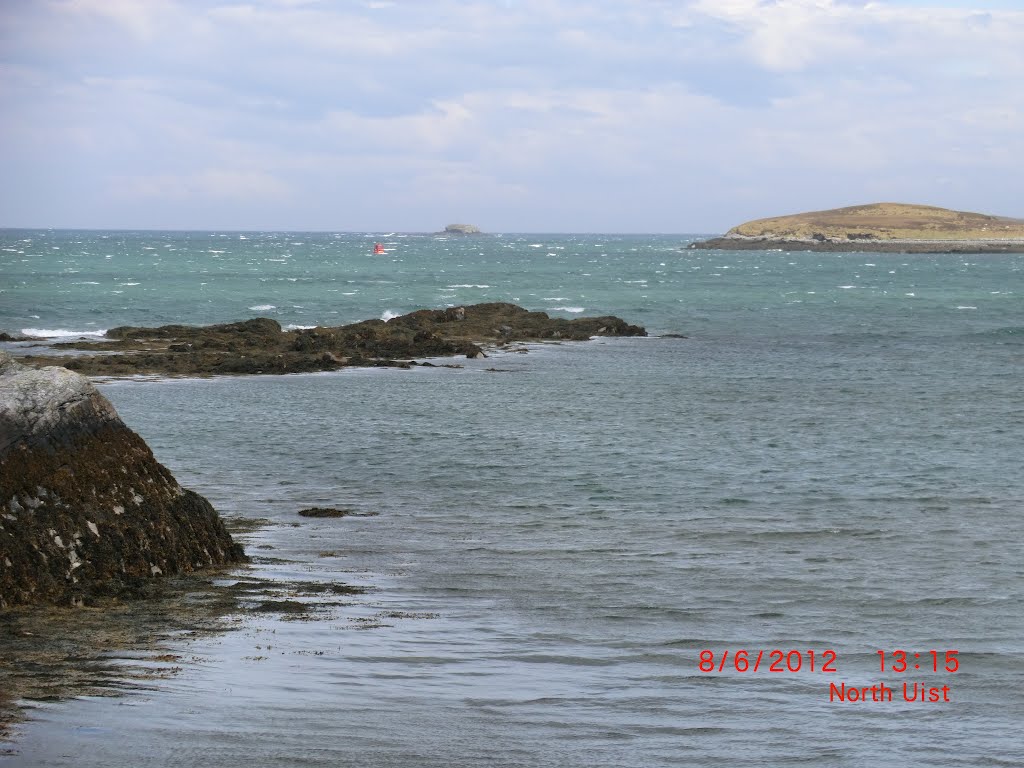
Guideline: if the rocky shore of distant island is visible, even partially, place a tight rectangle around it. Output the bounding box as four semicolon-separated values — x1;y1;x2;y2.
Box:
689;202;1024;253
688;235;1024;253
15;303;647;378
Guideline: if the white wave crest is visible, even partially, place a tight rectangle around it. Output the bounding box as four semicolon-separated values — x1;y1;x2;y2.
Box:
548;306;585;313
21;328;108;339
381;310;401;321
249;304;277;311
285;324;318;330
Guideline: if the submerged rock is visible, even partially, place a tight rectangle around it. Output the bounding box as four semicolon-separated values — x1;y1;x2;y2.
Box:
297;507;378;518
297;507;351;518
0;352;246;608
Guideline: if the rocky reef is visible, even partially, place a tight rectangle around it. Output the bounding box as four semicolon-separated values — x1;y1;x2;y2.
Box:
0;352;246;608
20;303;646;378
689;202;1024;253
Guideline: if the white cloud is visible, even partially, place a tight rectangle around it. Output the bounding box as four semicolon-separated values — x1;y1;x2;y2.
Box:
1;0;1023;230
688;0;1024;75
52;0;195;42
205;4;400;54
116;169;293;202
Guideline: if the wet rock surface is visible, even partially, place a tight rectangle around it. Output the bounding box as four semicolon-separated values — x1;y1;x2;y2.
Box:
20;303;647;378
0;351;247;609
297;507;353;518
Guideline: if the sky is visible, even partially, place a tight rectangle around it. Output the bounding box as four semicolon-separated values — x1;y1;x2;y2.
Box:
1;0;1022;233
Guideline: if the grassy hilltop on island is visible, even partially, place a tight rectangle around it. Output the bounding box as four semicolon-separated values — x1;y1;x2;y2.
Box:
690;202;1024;252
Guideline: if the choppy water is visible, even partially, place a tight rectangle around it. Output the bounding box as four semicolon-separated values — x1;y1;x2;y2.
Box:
2;230;1023;765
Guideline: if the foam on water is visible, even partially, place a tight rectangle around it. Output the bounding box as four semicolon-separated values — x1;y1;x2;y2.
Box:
20;328;108;339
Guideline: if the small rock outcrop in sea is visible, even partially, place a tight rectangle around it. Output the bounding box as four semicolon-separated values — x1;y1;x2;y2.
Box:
0;351;246;608
21;303;647;378
297;507;351;518
442;224;482;235
688;202;1024;253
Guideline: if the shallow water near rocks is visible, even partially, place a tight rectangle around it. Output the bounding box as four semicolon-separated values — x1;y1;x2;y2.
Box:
2;232;1023;765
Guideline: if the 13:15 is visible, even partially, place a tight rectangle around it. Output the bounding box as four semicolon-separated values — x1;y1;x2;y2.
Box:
877;650;959;673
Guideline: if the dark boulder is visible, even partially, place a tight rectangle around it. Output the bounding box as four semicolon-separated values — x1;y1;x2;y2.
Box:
0;352;246;608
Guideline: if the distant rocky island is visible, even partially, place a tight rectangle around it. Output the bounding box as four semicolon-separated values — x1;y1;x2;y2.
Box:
689;202;1024;253
14;303;646;378
441;224;482;235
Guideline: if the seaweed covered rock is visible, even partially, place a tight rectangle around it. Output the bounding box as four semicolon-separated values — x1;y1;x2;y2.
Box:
388;302;647;342
25;303;647;377
297;507;351;518
291;318;483;361
0;352;246;608
106;317;282;342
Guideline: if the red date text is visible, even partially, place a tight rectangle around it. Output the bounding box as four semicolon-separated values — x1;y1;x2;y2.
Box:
698;649;838;673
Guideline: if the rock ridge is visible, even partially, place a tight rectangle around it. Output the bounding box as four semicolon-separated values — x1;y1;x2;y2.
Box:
18;302;647;378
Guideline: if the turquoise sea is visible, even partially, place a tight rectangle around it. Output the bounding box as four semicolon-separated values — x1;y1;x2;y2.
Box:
2;229;1023;766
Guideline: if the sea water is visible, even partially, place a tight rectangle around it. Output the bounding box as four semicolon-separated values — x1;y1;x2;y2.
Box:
1;230;1022;766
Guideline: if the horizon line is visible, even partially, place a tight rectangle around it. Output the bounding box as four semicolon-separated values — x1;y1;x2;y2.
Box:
0;226;717;237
